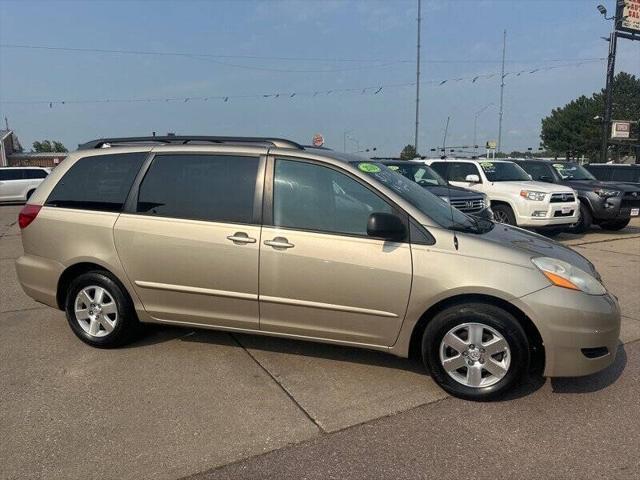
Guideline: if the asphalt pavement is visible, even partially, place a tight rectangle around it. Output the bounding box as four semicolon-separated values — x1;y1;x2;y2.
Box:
1;204;639;480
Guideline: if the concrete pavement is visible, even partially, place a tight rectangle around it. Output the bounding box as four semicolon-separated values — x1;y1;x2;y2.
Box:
1;204;639;479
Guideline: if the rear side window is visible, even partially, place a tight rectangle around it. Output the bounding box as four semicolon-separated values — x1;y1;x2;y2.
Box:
0;169;23;180
24;169;48;179
429;162;448;178
586;165;611;181
137;154;260;224
46;153;146;212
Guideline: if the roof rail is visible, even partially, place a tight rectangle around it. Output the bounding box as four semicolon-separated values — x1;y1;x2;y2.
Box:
77;136;304;150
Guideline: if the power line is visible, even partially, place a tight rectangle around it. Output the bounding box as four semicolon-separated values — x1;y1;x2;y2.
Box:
0;59;604;107
0;43;606;66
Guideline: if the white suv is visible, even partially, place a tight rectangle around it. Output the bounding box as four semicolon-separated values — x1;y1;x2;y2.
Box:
419;159;579;229
0;167;51;203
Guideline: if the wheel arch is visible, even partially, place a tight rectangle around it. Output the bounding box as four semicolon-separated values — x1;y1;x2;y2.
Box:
408;293;544;372
56;262;127;310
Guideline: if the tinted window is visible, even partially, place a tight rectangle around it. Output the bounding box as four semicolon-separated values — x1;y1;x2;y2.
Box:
273;159;394;236
46;153;146;211
137;154;259;224
447;162;481;182
611;168;639;183
479;161;530;182
517;162;553;181
0;169;23;180
430;162;448;178
585;165;610;181
24;169;48;179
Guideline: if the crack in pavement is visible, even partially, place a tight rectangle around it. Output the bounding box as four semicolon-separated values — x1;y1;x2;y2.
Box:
228;333;324;434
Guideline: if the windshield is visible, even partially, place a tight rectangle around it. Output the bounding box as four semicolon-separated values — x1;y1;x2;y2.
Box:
350;162;489;233
383;163;447;187
551;163;596;181
479;161;531;182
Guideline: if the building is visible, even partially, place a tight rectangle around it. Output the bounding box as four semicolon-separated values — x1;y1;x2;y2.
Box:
0;130;67;167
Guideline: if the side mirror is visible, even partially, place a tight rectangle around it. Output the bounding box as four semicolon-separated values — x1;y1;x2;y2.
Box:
465;174;480;183
367;212;406;241
527;174;533;180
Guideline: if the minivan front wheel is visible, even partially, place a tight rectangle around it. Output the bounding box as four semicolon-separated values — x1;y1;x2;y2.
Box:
65;271;139;347
422;303;529;401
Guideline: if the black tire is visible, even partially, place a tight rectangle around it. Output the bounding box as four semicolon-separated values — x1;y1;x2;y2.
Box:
65;270;140;348
25;189;35;200
600;219;630;231
571;202;592;234
422;303;529;401
492;204;517;226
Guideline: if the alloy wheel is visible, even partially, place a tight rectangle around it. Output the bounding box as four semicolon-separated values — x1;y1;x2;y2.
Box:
74;285;118;337
439;322;511;388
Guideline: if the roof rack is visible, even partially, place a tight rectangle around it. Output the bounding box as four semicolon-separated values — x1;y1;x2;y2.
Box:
77;136;304;150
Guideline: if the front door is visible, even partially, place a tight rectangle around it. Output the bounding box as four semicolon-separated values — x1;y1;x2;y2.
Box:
259;158;412;347
114;153;264;330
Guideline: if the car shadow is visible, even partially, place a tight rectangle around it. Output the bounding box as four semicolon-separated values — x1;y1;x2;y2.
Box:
129;324;428;374
549;343;627;394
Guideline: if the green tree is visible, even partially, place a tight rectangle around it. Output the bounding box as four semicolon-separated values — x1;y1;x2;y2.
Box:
541;72;640;161
32;140;68;153
399;144;417;160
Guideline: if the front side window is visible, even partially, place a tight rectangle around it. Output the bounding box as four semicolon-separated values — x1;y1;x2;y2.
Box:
447;163;481;182
137;154;259;224
479;161;530;182
46;153;147;211
273;159;394;236
24;169;48;179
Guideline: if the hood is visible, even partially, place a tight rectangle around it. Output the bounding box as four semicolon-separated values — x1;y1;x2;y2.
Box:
564;179;640;193
424;184;483;199
474;223;596;276
490;180;573;193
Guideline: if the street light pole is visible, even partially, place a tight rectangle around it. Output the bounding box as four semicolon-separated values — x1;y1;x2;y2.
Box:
473;103;495;155
497;29;506;153
414;0;422;154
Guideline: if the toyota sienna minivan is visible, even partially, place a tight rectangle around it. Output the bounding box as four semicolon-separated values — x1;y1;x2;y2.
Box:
16;136;621;401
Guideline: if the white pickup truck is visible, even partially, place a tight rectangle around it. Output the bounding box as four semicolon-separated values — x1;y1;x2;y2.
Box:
417;159;579;230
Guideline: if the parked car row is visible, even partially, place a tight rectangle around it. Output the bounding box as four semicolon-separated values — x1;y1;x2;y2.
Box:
398;158;640;235
15;136;621;402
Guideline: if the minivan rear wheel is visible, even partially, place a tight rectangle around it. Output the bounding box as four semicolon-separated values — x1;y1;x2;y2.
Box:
422;303;529;401
65;271;139;347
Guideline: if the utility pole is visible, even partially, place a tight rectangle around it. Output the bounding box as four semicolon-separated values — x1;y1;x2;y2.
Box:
497;29;506;153
414;0;422;154
601;22;618;162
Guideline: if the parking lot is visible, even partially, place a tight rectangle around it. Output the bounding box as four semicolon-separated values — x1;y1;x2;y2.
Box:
1;204;639;480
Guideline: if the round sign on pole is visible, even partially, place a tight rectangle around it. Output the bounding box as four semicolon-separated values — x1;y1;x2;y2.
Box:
312;133;325;147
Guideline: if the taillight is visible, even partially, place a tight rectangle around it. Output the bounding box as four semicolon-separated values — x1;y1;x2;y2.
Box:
18;204;42;229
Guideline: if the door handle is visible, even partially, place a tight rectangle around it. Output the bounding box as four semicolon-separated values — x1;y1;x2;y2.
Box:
264;237;295;249
226;232;257;244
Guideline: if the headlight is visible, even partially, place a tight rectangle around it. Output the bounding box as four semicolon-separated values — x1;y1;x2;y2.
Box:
531;257;606;295
594;188;620;198
520;190;546;201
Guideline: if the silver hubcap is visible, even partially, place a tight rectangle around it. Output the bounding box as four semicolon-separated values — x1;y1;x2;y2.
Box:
439;322;511;388
74;286;118;337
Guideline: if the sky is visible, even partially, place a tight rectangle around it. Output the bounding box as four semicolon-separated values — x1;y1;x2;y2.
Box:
0;0;638;157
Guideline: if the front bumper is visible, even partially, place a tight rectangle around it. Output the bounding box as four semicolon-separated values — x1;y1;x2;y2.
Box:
514;198;579;227
588;193;640;221
515;286;621;377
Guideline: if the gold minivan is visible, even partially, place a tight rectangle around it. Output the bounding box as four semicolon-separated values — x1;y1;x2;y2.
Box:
16;136;621;400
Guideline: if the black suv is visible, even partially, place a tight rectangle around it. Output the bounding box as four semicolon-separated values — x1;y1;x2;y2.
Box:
379;160;493;220
513;159;640;233
585;163;640;185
